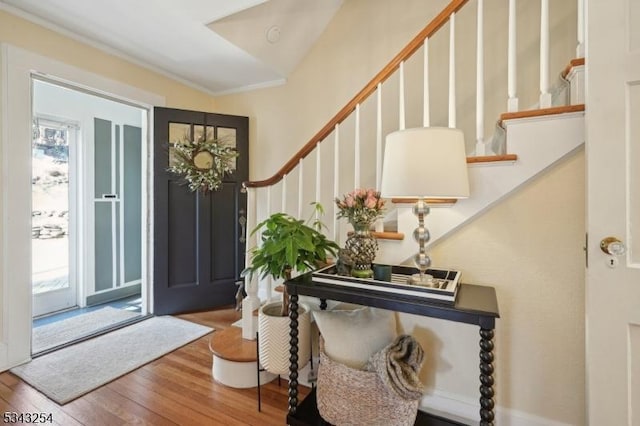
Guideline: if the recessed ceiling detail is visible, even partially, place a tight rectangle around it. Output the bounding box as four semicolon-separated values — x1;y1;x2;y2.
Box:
208;0;343;78
0;0;343;94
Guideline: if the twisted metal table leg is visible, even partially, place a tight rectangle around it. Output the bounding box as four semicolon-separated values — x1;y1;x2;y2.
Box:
479;328;495;426
288;294;300;415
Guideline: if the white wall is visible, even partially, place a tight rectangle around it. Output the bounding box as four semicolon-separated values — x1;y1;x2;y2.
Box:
217;0;585;424
415;150;585;424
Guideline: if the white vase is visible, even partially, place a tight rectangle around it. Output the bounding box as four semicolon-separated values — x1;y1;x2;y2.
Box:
258;301;310;376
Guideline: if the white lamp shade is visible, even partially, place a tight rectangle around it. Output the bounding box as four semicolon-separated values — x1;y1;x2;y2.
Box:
380;127;470;199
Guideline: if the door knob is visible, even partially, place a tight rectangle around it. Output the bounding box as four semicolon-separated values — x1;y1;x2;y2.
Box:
600;237;626;256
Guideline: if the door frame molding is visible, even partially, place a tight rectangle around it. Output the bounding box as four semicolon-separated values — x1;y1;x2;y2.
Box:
0;43;164;370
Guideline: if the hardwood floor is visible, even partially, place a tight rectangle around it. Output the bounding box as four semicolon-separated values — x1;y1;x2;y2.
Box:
0;307;308;425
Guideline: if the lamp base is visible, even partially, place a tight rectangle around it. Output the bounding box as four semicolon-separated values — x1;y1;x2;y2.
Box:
409;273;434;286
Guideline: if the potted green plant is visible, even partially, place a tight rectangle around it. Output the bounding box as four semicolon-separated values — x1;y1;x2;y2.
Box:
242;203;338;375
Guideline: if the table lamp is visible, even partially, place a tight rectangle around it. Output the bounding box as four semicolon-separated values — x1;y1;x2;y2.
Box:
380;127;469;286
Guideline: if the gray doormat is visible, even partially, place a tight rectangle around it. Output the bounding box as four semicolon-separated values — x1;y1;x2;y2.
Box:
13;316;213;404
33;306;141;354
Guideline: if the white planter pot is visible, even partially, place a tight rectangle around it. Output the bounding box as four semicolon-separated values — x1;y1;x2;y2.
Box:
258;302;311;376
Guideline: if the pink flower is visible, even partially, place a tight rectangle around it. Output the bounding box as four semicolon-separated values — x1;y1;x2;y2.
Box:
365;196;377;209
335;188;384;223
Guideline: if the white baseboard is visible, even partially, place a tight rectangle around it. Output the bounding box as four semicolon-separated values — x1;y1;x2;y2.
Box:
420;390;574;426
420;390;479;424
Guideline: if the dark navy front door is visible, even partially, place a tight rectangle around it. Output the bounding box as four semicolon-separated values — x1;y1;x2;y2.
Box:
153;107;248;315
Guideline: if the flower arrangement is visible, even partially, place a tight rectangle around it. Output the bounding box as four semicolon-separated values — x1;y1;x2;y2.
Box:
335;188;385;226
167;136;238;193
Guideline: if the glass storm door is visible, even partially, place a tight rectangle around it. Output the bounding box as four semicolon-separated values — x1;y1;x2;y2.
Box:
32;118;78;317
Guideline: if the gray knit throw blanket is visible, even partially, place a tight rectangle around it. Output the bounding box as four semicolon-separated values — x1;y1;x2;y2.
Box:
365;334;425;401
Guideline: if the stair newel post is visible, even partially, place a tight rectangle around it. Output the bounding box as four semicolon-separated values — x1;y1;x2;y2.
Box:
375;83;384;233
399;61;406;131
354;103;361;189
507;0;519;112
423;38;431;127
333;124;340;244
476;0;485;155
448;12;457;128
297;158;304;219
576;0;585;57
242;186;260;340
539;0;552;108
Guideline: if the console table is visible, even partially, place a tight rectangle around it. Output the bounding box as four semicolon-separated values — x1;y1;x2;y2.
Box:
285;272;500;426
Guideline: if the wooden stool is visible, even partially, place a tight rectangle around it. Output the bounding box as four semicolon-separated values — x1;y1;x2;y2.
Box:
209;327;276;391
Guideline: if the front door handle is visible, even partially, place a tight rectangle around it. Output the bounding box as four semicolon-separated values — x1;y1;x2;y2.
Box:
239;209;246;243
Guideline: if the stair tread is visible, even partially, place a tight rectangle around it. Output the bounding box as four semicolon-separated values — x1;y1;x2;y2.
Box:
391;198;458;205
467;154;518;164
346;230;404;240
562;57;585;78
500;104;585;124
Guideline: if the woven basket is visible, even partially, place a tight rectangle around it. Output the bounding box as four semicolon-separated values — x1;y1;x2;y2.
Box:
316;339;419;426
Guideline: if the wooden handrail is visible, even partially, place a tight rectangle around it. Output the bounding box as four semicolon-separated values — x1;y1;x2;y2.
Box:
243;0;470;189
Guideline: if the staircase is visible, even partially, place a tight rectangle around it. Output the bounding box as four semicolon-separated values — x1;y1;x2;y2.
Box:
240;0;585;335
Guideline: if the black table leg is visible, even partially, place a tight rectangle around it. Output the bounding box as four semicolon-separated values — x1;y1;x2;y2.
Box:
479;327;495;426
319;298;327;310
288;293;300;415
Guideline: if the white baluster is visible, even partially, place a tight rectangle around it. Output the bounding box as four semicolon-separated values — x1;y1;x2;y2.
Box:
266;186;272;302
242;187;259;340
375;83;384;233
508;0;519;112
476;0;485;155
399;61;406;130
423;38;430;127
315;142;321;216
376;83;383;189
576;0;584;57
281;174;287;214
354;103;361;188
266;186;272;216
539;0;551;108
333;124;340;243
448;12;457;128
298;158;303;219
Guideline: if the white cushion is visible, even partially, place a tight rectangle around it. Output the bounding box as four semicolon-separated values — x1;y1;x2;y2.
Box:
313;307;397;369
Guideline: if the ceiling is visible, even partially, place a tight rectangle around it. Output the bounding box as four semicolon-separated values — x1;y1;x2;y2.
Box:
1;0;344;95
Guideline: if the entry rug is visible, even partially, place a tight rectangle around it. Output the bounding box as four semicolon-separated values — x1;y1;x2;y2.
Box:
32;306;141;354
12;316;213;404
